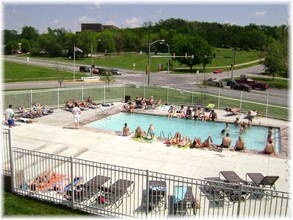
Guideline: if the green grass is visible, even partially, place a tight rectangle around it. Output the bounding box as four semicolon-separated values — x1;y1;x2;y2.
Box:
3;190;90;216
4;61;88;82
11;48;262;74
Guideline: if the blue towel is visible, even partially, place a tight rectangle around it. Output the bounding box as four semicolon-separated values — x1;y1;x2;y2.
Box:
173;186;188;204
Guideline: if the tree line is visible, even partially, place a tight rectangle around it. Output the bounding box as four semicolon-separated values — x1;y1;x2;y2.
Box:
3;18;288;77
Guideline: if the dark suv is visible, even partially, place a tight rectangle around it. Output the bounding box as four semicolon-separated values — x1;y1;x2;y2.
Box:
79;66;90;72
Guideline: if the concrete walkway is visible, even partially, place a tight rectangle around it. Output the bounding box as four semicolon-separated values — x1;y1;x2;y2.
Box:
9;103;290;193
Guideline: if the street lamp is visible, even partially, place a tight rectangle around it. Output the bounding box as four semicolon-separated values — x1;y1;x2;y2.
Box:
148;39;165;85
160;42;170;74
222;45;235;79
91;39;101;76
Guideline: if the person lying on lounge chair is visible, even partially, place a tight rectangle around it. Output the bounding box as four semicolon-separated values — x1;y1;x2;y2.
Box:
170;132;182;145
225;107;241;115
178;136;191;147
190;137;202;148
14;116;37;124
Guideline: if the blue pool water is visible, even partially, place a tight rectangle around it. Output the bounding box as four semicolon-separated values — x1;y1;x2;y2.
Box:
86;112;280;152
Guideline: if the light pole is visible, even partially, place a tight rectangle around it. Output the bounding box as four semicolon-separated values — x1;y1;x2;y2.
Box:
148;39;164;85
160;42;170;74
222;45;235;79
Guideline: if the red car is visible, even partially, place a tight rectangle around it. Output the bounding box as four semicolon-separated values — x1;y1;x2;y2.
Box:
213;69;224;74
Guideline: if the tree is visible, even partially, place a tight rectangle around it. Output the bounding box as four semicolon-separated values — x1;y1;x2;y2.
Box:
20;26;39;42
172;34;213;71
99;70;115;85
263;26;288;79
76;30;97;57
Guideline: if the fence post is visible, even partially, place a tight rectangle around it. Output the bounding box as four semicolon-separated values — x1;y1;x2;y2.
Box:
218;88;221;109
265;94;269;117
103;85;106;104
239;91;243;110
124;84;126;102
146;169;149;217
30;89;33;107
8;129;15;193
192;87;194;105
70;156;74;209
237;183;243;217
57;87;60;109
81;86;84;101
167;87;169;104
144;85;146;98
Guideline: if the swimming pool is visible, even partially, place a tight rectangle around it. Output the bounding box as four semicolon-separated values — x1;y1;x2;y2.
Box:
86;112;280;152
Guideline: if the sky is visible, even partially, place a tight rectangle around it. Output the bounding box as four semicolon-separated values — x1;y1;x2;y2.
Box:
1;0;290;34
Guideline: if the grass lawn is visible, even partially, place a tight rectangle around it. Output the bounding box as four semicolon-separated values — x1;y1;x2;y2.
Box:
4;61;88;82
11;48;263;74
3;190;90;216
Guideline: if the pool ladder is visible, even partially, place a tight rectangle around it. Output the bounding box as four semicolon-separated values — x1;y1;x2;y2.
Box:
95;106;111;120
159;131;172;140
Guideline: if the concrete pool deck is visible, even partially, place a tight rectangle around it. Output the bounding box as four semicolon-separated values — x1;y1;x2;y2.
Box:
10;103;290;193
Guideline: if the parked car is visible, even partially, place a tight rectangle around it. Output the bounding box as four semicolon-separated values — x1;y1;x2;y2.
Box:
79;66;90;72
231;83;251;92
92;68;106;75
226;79;237;87
213;69;224;74
251;82;269;91
206;78;224;87
110;69;122;75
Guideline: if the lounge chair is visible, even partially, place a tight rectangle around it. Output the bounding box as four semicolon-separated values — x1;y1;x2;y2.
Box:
148;180;167;212
219;171;247;184
205;101;215;111
246;173;279;190
97;179;134;209
219;171;249;202
204;177;231;206
65;175;111;201
173;186;197;216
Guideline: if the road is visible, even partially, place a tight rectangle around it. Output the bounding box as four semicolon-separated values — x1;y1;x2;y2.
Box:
3;56;289;106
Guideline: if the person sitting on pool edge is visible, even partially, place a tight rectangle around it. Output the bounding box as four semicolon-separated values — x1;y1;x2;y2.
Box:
209;109;217;122
134;126;145;138
122;123;131;136
219;133;231;148
167;106;175;118
261;138;276;156
233;136;246;152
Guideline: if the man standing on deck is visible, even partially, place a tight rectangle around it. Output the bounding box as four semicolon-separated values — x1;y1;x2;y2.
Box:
72;102;81;129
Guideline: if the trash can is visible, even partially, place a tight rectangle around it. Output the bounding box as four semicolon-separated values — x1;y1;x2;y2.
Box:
125;96;131;103
158;64;163;70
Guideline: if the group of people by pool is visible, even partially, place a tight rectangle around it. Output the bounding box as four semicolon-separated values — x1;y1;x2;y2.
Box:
3;103;54;128
123;96;163;113
121;120;276;156
120;96;276;156
167;105;218;122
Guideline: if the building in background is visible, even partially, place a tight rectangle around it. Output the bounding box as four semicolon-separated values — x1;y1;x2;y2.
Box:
81;23;118;32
